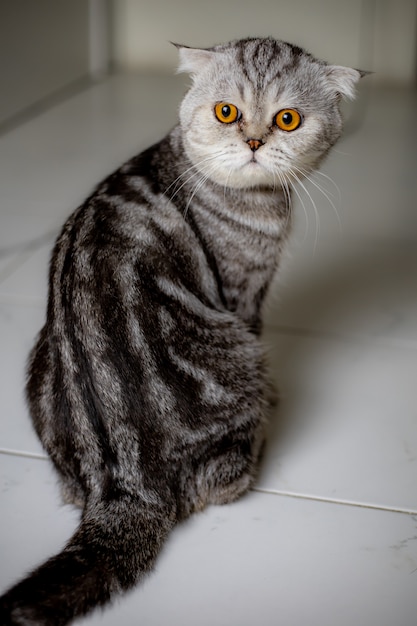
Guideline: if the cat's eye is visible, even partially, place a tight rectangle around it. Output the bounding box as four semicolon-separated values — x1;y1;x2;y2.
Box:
214;102;240;124
274;109;302;132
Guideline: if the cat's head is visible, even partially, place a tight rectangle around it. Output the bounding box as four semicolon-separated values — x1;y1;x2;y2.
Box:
176;38;364;190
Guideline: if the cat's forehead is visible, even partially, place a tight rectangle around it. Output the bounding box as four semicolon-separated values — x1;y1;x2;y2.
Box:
230;38;309;86
210;38;323;105
180;37;362;110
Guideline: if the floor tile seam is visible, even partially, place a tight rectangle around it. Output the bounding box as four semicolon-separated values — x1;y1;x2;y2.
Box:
0;75;98;137
0;229;58;286
0;249;36;285
0;229;57;260
0;448;48;461
263;323;417;351
251;486;417;516
2;449;415;517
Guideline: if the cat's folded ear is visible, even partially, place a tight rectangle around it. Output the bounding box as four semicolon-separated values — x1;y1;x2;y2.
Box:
325;65;370;100
172;43;215;76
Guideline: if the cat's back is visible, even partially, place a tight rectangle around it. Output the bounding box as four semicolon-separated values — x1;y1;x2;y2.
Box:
47;136;223;325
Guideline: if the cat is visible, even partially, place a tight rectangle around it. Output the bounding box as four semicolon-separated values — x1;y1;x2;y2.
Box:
0;37;364;625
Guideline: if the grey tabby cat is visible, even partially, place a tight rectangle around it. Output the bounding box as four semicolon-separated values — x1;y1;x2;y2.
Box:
0;37;364;625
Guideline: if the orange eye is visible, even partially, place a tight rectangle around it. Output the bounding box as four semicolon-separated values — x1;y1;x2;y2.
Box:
215;102;240;124
275;109;302;132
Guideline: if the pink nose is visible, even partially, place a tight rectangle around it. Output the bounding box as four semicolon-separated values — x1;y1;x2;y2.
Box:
247;139;264;152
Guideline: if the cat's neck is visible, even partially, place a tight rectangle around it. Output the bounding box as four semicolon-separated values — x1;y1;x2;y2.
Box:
168;127;291;330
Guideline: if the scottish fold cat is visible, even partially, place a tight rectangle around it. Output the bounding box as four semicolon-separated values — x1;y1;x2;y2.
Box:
0;37;363;625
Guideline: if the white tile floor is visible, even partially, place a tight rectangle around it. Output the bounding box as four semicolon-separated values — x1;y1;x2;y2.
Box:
1;74;416;625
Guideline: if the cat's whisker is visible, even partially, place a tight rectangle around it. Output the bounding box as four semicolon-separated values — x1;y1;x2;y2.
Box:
312;171;344;232
269;165;279;196
183;177;206;219
283;175;294;230
281;172;292;212
314;170;342;203
163;152;226;203
292;165;343;234
183;161;221;218
309;175;342;234
166;158;219;198
284;169;310;244
167;169;210;205
289;168;321;254
332;147;352;157
223;167;234;206
275;169;293;231
163;167;201;203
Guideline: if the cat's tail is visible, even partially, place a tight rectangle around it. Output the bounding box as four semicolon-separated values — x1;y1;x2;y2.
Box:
0;496;174;625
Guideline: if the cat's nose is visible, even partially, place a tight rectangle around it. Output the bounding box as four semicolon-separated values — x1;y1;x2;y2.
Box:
246;138;264;152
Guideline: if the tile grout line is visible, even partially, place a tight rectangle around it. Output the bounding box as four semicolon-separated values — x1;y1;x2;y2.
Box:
0;75;97;137
252;486;417;516
0;229;58;287
0;448;48;461
0;229;57;261
2;448;415;517
0;249;37;286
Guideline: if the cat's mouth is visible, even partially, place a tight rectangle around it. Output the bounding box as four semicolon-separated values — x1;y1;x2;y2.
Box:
245;154;266;171
207;151;275;188
234;155;277;188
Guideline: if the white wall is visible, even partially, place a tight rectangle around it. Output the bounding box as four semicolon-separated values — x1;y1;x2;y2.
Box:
372;0;417;83
0;0;90;125
111;0;417;84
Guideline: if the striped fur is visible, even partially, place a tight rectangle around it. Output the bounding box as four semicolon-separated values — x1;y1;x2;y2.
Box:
0;38;362;624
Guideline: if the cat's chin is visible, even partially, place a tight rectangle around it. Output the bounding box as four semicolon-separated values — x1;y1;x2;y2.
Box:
210;162;277;191
219;164;278;190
